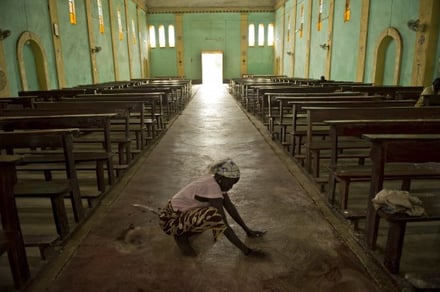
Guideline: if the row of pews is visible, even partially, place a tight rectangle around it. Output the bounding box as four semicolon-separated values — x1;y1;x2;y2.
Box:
232;76;440;286
0;78;192;289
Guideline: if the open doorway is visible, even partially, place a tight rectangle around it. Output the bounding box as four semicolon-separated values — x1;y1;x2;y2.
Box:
201;51;223;85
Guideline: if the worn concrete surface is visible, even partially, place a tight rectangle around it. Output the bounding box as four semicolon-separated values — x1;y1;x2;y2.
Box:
29;85;397;292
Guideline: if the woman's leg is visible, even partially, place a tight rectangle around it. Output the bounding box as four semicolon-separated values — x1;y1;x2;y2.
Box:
173;233;197;256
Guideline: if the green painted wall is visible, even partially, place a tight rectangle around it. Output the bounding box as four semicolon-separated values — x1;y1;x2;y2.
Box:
247;12;275;75
127;1;141;78
139;11;149;78
114;0;130;81
92;0;115;83
1;1;439;95
0;0;58;93
330;0;361;81
293;0;307;77
274;8;284;74
148;14;178;77
436;27;440;78
309;0;327;79
283;1;294;76
280;0;440;85
59;0;93;86
147;12;273;79
182;13;241;80
364;0;419;85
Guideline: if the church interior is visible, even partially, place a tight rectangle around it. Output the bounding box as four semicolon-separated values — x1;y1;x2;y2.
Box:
1;0;440;291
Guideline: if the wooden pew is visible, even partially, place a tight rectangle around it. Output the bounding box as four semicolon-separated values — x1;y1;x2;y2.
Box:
0;155;30;289
120;80;190;114
97;88;175;121
34;100;147;152
72;93;165;138
0;129;84;233
274;98;414;149
249;84;339;115
237;81;300;111
263;91;369;128
283;99;415;149
18;88;88;100
91;87;168;132
231;77;289;102
0;107;131;165
0;96;35;109
303;107;440;180
325;119;440;211
0;114;118;196
340;85;423;98
362;134;440;274
132;78;192;107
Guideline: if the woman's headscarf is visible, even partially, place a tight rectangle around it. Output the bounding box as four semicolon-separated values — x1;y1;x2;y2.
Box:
208;158;240;178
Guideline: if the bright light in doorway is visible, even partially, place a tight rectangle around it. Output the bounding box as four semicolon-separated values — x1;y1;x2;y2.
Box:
202;52;223;85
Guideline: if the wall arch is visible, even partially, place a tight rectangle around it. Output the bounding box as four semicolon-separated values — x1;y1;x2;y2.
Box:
372;27;402;85
17;31;50;91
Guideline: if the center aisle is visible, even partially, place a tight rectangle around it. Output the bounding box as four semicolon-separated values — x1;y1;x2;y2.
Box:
41;85;390;291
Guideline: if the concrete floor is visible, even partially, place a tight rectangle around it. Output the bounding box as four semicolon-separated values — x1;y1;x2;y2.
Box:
21;84;401;292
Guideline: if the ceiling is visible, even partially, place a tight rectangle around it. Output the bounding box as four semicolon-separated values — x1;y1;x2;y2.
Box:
142;0;277;9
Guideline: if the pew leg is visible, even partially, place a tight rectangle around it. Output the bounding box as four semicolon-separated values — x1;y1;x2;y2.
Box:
297;136;303;155
384;220;407;274
118;143;125;165
125;142;131;164
44;170;52;181
312;150;320;178
340;180;351;210
290;135;296;156
401;179;411;191
96;160;105;192
327;174;337;205
366;207;381;250
50;195;70;239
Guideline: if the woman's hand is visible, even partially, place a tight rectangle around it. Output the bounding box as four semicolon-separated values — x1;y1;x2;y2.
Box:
246;230;267;238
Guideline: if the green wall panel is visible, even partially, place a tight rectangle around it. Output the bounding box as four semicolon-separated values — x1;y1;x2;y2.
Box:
92;0;115;83
114;0;130;81
293;0;307;77
364;0;418;85
59;0;93;87
183;13;235;80
128;1;141;78
309;0;328;79
0;0;58;94
139;11;149;78
436;20;440;78
248;12;275;75
148;12;273;79
1;0;439;94
148;14;178;77
330;0;361;81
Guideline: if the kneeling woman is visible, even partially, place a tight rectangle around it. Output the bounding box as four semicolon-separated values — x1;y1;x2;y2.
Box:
159;158;266;257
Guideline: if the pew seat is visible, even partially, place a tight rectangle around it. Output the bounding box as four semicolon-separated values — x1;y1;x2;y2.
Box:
329;163;440;211
23;234;59;260
14;180;72;239
377;203;440;274
15;152;113;193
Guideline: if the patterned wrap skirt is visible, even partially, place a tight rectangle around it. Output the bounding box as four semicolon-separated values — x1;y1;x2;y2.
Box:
159;201;226;241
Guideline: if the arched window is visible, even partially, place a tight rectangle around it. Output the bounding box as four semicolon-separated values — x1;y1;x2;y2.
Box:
267;23;274;46
248;24;255;47
168;25;175;48
158;25;166;48
149;25;156;48
258;24;265;46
